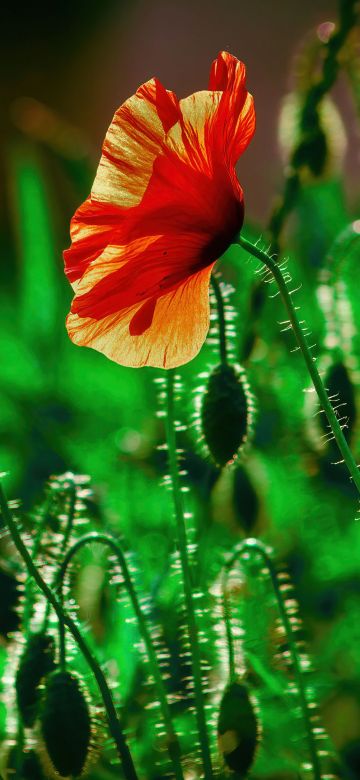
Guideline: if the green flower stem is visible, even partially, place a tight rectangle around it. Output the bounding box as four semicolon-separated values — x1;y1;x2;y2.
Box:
165;371;213;779
224;539;322;780
22;495;52;635
12;723;25;774
59;479;77;550
220;567;236;683
57;532;184;780
269;0;358;246
236;234;360;496
0;482;139;780
44;481;77;665
211;275;228;365
241;2;358;363
58;597;67;671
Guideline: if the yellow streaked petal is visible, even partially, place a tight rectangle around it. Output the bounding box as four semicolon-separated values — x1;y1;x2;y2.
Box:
166;90;222;173
66;264;214;369
92;80;173;208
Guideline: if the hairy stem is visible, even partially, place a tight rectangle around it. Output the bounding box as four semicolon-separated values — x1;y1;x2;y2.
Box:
224;539;322;780
46;481;77;669
237;234;360;496
211;275;228;365
22;494;53;635
0;482;138;780
57;532;184;780
269;0;358;247
242;1;358;362
220;567;236;682
165;371;213;779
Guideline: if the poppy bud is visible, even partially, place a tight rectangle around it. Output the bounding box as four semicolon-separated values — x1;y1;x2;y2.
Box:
201;364;254;467
278;93;346;178
40;670;91;777
16;632;56;727
217;680;259;775
0;567;20;639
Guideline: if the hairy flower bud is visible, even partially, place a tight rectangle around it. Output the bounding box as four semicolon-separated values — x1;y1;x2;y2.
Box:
16;632;56;727
201;364;254;467
0;567;20;639
40;670;91;777
218;680;259;775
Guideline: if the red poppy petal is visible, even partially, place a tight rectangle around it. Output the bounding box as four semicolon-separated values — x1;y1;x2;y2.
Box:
64;77;180;287
69;232;207;320
167;90;222;173
92;78;180;208
154;90;244;237
208;50;246;92
64;56;254;370
63;198;122;288
129;297;157;336
208;51;255;165
66;89;244;342
137;78;180;133
66;264;215;369
229;90;255;162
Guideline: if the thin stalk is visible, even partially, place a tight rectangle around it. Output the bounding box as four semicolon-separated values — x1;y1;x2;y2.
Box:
211;275;228;365
224;539;322;780
57;532;184;780
12;723;25;774
165;371;213;779
58;605;67;671
0;482;138;780
268;0;358;247
44;482;77;669
22;494;52;635
59;480;77;549
236;234;360;496
220;567;236;683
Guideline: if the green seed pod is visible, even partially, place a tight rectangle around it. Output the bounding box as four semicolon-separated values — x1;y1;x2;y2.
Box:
218;681;259;776
201;364;253;467
0;567;21;639
40;670;91;777
16;632;56;727
278;92;347;178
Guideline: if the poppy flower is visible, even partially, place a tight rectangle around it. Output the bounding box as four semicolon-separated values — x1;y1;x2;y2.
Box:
64;51;255;368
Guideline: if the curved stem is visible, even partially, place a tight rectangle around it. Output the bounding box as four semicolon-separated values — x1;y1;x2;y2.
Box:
223;539;322;780
0;483;138;780
57;532;184;780
211;275;228;365
236;234;360;496
165;371;213;779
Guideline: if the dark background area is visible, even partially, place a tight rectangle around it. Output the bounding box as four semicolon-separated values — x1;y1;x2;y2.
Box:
2;0;352;224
